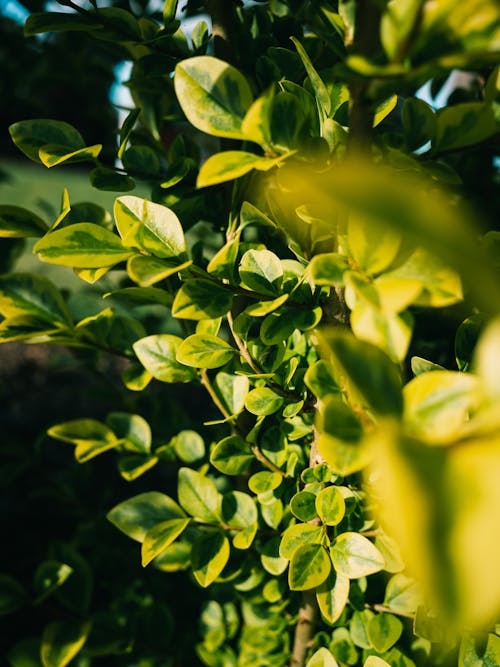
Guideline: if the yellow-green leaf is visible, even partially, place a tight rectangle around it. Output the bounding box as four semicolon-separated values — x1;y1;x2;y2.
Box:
174;56;253;140
289;543;331;591
331;533;385;578
141;518;191;566
197;151;281;187
41;619;91;667
34;223;133;268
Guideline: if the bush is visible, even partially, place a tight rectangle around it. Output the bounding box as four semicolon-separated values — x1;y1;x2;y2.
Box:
1;1;500;666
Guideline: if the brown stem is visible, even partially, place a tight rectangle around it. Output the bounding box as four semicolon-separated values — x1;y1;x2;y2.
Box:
367;603;415;619
206;0;238;65
290;590;318;667
200;369;232;421
289;428;324;667
347;0;383;156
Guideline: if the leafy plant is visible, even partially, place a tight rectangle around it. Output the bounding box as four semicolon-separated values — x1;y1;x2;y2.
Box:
2;1;500;666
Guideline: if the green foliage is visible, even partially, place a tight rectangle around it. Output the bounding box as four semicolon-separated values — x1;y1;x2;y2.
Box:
2;1;500;666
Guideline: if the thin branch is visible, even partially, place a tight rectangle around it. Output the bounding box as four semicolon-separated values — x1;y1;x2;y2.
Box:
250;445;286;476
347;0;383;156
226;312;263;376
205;0;238;64
199;369;232;421
290;590;318;667
366;603;415;620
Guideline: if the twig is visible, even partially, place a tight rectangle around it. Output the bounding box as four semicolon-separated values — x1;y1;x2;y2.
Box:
290;590;318;667
366;603;415;619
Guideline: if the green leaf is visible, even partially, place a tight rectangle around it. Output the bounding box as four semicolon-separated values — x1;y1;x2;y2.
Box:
279;523;324;560
0;314;59;342
34;223;133;268
89;167;135;192
48;419;119;463
434;102;499;153
403;370;481;444
0;206;47;238
350;609;374;649
239;249;283;295
289;543;331;591
104;286;172;308
375;533;405;574
51;544;92;614
291;37;331;121
327;629;357;667
315;486;346;526
118;108;141;160
39;143;102;168
178;467;221;522
121;363;153;392
320;396;363;442
114;196;186;259
472;316;500;401
316;570;350;625
260;307;322;345
367;613;403;653
239;201;277;231
176;333;236;369
210;436;253;475
306;647;339;667
106;412;151;454
320;330;403;416
380;0;422;61
402;98;436;151
240;92;273;147
222;490;258;529
269;91;309;152
24;11;100;35
233;523;258;550
245;387;284;416
304;360;341;400
163;0;178;23
331;533;385;578
174;56;253;140
118;455;158;481
191;531;230;588
41;619;91;667
384;574;422;614
107;491;186;542
141;518;191;566
373;95;398;127
248;470;282;494
197;151;281;188
127;255;191;286
122;145;160;177
347;217;401;276
244;294;289;317
350;302;414;363
133;334;197;383
172;280;233;320
364;658;391;667
214;372;249;415
207;237;240;279
9;120;85;163
459;633;500;667
171;430;205;463
91;7;141;41
0;273;72;327
455;313;486;372
0;574;27;615
34;562;73;604
310;253;350;286
290;491;317;522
